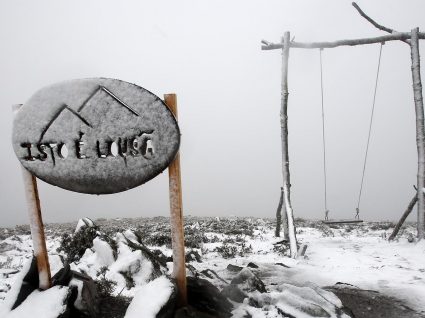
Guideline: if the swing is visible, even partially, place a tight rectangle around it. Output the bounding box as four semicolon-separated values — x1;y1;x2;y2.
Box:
320;43;384;225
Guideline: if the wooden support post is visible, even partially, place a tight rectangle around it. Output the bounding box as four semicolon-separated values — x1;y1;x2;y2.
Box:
164;94;187;307
410;27;425;240
275;187;289;240
277;187;290;240
389;194;418;241
13;104;51;290
275;187;283;237
280;32;298;258
282;202;289;241
21;161;52;290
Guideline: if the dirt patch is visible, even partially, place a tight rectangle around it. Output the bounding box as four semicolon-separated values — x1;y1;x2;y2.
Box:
325;286;425;318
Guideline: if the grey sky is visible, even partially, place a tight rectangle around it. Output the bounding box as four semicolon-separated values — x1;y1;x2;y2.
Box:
1;0;425;226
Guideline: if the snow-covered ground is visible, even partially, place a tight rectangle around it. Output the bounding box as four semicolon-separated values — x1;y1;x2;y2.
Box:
0;217;424;316
189;219;425;313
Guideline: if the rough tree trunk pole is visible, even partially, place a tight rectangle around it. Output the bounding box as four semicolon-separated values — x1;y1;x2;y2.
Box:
280;32;298;258
261;32;425;51
13;104;52;290
282;193;289;241
389;194;418;241
164;94;187;306
410;28;425;239
275;187;289;239
275;187;283;237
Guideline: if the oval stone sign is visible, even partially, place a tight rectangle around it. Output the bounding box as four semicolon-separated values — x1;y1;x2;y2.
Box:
12;78;180;194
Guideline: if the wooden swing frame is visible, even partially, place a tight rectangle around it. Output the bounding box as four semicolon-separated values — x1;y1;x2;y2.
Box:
263;2;425;239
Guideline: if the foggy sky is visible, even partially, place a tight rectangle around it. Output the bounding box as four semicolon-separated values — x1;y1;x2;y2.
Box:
1;0;425;227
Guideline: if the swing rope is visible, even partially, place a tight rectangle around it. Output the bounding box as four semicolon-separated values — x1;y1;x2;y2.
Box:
356;43;384;217
319;49;328;219
319;43;384;221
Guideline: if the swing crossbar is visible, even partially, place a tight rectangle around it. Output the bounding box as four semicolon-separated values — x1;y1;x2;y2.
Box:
322;219;364;225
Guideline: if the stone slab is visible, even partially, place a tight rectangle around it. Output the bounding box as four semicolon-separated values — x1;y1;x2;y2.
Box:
12;78;180;194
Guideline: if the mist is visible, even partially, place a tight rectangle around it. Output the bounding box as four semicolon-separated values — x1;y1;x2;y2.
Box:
1;0;425;226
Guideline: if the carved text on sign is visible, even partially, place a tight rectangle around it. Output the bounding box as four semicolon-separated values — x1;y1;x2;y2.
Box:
12;78;180;194
21;131;155;164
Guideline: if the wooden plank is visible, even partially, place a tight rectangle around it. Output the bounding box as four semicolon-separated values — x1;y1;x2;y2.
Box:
322;219;364;225
164;94;187;307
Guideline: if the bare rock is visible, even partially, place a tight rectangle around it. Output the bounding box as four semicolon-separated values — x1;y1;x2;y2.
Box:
221;284;248;303
0;242;15;253
174;305;217;318
231;268;267;293
326;285;423;318
187;277;233;318
226;264;243;272
200;269;228;284
186;250;202;263
246;262;259;269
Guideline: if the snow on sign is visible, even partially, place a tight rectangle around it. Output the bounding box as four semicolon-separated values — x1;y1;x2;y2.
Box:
12;78;180;194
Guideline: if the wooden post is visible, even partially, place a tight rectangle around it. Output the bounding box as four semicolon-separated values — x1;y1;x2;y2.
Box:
164;94;187;307
275;187;289;240
410;27;425;240
280;32;298;257
21;170;52;290
275;187;283;237
389;194;418;241
282;201;289;241
13;104;51;290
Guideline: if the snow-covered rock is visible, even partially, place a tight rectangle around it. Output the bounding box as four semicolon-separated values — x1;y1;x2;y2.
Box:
5;286;72;318
124;276;176;318
92;237;115;267
231;268;266;293
233;283;352;318
74;218;95;233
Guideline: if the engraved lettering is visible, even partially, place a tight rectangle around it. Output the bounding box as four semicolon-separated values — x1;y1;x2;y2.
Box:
47;143;57;165
141;138;154;159
21;143;36;161
96;140;108;158
37;144;48;161
129;137;140;157
58;143;68;159
109;141;118;157
76;132;89;159
118;138;129;158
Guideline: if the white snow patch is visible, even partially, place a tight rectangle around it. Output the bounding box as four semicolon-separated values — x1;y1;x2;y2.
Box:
0;259;32;315
123;230;138;243
3;286;70;318
233;285;349;318
48;254;64;276
92;237;115;267
124;276;174;318
75;218;94;233
107;242;153;291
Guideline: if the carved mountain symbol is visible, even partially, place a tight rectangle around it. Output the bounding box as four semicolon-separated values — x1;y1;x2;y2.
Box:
40;86;140;142
77;86;140;116
38;104;92;143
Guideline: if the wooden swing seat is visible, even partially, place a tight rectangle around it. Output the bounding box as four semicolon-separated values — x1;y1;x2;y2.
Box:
322;219;363;225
